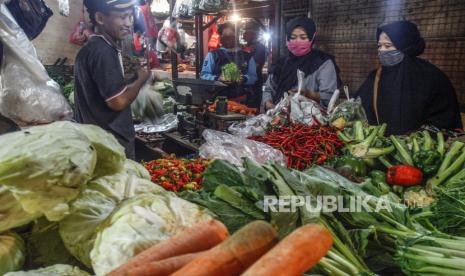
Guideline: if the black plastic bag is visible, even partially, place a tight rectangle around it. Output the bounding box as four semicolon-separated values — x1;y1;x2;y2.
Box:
6;0;53;40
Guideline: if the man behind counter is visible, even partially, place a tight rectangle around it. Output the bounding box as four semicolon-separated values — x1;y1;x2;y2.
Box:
74;0;150;159
201;22;257;101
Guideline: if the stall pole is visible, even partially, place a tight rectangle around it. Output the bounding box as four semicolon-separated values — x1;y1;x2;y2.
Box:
169;0;178;79
195;15;203;79
272;0;282;64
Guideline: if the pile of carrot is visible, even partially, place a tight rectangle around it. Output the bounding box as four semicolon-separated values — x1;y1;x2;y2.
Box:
208;100;257;116
108;220;229;276
111;220;333;276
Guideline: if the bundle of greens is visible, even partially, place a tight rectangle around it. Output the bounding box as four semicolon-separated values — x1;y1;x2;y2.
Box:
425;142;465;236
339;122;444;169
303;166;465;275
221;63;241;82
180;159;373;276
338;121;394;162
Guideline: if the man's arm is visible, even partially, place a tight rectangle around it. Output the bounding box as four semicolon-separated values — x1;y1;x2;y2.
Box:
244;57;258;85
106;68;150;111
200;52;218;81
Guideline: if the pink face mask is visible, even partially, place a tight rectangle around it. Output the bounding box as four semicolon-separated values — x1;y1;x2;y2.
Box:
287;40;313;56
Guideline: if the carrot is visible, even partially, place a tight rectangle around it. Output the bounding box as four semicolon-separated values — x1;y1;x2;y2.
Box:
125;251;206;276
109;220;229;276
171;220;278;276
242;224;333;276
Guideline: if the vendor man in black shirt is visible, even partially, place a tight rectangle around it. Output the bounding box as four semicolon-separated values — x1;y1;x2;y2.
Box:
74;0;150;159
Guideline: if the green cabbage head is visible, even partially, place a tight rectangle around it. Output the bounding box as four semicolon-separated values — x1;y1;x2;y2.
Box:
59;173;165;267
90;194;213;275
0;122;97;221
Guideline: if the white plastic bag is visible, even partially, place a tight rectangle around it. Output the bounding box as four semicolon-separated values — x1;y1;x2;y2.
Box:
132;81;164;124
57;0;69;16
0;4;72;125
151;0;170;16
266;70;327;126
228;114;272;138
199;129;286;167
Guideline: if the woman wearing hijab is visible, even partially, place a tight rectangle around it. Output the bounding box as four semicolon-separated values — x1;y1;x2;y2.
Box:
261;17;341;112
356;20;462;135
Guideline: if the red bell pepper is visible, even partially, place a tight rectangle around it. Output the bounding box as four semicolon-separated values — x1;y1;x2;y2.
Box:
387;165;423;186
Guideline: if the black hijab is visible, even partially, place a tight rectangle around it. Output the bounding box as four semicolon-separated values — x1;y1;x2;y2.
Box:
356;20;462;135
270;17;341;104
376;20;425;57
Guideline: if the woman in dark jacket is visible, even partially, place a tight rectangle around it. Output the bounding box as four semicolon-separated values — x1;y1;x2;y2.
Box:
261;17;341;111
356;20;462;135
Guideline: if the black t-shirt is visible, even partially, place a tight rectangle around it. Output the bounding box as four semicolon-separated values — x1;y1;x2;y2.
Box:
74;36;135;158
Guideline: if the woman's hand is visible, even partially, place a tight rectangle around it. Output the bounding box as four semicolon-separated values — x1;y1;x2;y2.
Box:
265;100;275;111
219;75;234;85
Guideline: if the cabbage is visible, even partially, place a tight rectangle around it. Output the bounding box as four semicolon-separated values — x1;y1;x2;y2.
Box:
0;122;97;221
90;194;213;275
25;218;81;268
59;173;164;267
0;186;41;233
71;123;126;178
48;122;126;178
0;232;25;275
4;264;90;276
124;159;151;180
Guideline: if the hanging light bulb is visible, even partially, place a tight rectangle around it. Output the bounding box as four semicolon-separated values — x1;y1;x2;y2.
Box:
231;13;241;22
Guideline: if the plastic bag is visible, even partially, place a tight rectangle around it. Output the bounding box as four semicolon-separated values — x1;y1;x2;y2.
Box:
57;0;69;16
266;70;327;126
228;114;272;138
5;0;53;40
156;26;179;53
69;20;92;46
131;81;164;124
199;129;286;167
172;0;197;18
0;4;72;125
198;0;228;12
134;113;178;133
329;87;367;129
151;0;170;17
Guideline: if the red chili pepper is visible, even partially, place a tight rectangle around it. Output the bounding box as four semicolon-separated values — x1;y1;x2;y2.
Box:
386;165;423;186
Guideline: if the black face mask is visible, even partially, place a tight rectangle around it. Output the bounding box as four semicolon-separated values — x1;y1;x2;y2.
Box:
221;35;236;49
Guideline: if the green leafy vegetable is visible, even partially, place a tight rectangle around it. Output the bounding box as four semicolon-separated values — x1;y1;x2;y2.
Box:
0;122;97;221
202;159;245;192
123;159;151;180
221;63;241;82
0;186;41;233
25;218;82;269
